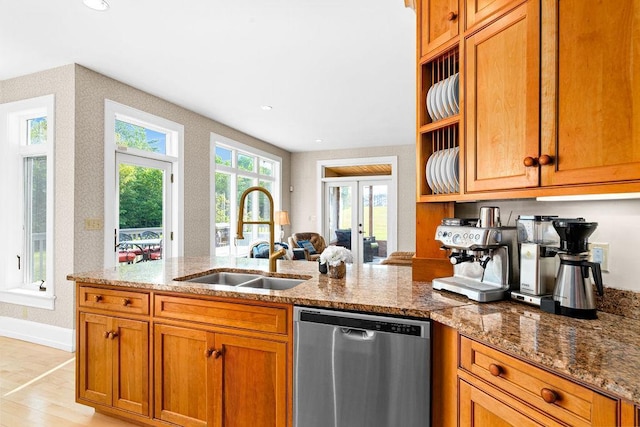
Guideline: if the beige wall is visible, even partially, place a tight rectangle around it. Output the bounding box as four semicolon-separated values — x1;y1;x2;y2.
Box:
0;64;291;331
290;145;416;252
456;198;640;291
0;65;76;328
74;65;291;272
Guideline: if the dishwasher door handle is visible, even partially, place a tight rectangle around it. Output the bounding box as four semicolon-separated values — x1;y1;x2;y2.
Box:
339;327;376;341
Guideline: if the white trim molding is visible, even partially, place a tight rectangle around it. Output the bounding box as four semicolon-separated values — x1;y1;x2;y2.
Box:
0;316;75;352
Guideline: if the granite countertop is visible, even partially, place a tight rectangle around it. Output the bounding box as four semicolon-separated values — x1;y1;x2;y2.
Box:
68;256;640;405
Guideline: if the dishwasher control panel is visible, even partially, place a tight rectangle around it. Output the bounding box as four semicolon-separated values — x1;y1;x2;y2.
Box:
298;309;425;337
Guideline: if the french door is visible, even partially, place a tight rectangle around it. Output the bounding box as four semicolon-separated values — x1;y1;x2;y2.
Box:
324;179;394;264
111;153;172;266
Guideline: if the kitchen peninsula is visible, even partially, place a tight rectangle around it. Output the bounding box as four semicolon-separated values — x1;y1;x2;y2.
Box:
69;257;640;426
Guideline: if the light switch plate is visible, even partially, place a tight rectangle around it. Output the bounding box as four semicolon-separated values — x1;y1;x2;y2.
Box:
589;242;609;272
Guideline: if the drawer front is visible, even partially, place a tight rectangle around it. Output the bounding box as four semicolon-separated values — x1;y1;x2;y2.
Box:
79;286;149;315
459;337;618;426
154;295;288;335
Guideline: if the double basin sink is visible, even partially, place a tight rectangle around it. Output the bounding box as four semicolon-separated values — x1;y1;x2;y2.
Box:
179;271;307;290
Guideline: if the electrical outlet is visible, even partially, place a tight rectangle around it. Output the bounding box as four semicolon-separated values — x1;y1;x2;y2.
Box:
589;242;609;272
84;218;103;231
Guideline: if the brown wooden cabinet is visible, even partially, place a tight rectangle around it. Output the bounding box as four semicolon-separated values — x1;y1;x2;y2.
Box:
421;0;460;57
153;323;288;427
75;283;292;427
77;312;149;417
459;336;619;426
540;0;640;189
465;0;523;30
464;0;540;192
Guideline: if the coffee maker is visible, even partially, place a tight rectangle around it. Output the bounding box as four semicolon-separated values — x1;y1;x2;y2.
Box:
433;207;519;302
510;215;559;306
540;219;604;319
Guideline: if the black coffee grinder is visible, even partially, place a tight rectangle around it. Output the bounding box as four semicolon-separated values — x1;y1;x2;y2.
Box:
540;219;604;319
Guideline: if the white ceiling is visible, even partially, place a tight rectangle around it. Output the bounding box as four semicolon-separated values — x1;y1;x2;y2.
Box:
0;0;416;153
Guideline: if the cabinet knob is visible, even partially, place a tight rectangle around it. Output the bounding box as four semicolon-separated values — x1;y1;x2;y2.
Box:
205;348;223;359
104;331;110;339
108;331;118;340
447;11;458;21
523;156;538;167
539;154;553;165
488;363;503;377
540;388;558;403
94;295;103;302
122;298;131;306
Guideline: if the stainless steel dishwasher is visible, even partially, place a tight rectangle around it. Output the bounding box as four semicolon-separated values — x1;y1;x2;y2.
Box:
294;306;431;427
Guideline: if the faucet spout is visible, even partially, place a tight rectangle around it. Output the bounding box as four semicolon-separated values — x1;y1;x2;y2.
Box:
236;186;282;273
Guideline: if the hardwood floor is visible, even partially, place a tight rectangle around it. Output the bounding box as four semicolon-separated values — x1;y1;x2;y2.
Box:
0;336;138;426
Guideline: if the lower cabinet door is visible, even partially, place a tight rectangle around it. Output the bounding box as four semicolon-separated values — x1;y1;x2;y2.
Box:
78;313;112;406
459;379;559;427
154;323;215;427
213;333;288;427
112;317;149;416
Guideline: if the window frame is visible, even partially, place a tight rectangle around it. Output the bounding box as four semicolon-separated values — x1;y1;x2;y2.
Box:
104;100;184;267
210;133;282;257
0;95;56;310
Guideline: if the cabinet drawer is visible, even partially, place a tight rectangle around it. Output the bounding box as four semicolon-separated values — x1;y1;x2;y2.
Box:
78;286;149;315
154;295;288;335
459;337;618;426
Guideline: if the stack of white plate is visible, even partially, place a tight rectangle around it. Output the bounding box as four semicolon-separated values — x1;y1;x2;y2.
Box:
426;147;460;194
426;73;459;122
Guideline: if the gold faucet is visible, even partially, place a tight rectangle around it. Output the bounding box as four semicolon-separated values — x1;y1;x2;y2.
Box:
236;186;287;273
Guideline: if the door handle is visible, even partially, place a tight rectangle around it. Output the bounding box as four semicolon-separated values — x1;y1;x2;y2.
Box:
339;327;376;341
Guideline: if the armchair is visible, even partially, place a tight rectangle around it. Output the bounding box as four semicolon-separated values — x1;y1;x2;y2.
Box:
288;232;327;261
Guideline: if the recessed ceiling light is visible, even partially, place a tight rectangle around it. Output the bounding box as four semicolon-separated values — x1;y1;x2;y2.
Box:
261;105;273;111
83;0;110;11
315;139;323;143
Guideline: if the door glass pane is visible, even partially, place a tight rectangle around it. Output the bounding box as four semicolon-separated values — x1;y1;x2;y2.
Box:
119;163;164;263
215;172;231;256
25;156;46;284
328;185;353;250
115;119;167;155
362;184;387;263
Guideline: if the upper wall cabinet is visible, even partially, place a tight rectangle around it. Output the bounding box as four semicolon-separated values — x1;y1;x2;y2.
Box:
465;0;523;30
421;0;460;56
540;0;640;188
465;0;540;192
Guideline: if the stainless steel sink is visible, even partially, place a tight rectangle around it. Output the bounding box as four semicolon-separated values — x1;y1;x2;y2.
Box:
236;276;305;290
180;271;306;290
185;272;261;285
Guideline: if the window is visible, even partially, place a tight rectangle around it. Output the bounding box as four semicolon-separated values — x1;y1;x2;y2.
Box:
0;95;55;309
104;100;184;267
211;133;282;257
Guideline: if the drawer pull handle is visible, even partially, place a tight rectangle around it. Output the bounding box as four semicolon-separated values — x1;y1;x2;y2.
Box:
447;11;457;21
488;363;503;377
541;388;558;404
94;295;103;302
122;298;131;306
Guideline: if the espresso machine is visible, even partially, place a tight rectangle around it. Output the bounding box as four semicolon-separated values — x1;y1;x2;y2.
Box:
433;207;519;302
540;219;604;319
510;215;560;306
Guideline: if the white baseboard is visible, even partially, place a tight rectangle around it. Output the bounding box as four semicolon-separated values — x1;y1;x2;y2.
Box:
0;316;75;352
